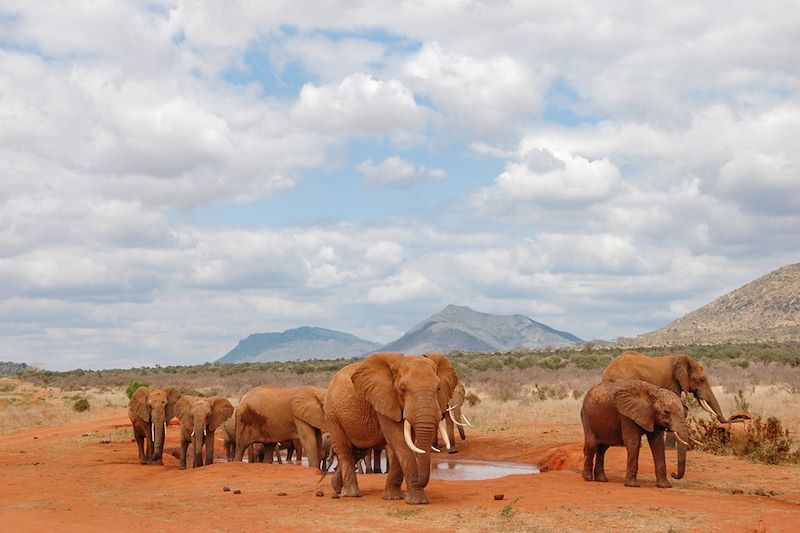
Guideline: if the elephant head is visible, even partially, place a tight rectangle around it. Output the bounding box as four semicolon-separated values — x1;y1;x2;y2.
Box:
614;381;689;480
128;386;181;464
673;355;727;423
351;352;457;488
174;395;233;467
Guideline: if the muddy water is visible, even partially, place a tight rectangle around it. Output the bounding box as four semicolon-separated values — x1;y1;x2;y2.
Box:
430;459;540;480
214;454;539;481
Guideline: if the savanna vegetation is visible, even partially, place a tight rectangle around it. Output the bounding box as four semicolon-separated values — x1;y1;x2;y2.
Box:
3;342;800;463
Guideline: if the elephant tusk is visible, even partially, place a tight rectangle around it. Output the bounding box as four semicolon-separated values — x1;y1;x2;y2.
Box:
151;422;154;440
164;422;167;440
673;432;690;447
203;428;207;437
431;445;441;453
691;438;704;447
403;420;426;454
698;398;715;415
438;419;451;451
449;409;468;427
460;413;473;427
190;430;195;438
446;404;456;412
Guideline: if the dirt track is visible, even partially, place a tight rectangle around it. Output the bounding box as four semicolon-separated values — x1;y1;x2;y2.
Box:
1;408;799;532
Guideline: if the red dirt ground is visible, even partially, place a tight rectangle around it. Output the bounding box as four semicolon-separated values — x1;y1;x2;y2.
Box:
1;409;798;532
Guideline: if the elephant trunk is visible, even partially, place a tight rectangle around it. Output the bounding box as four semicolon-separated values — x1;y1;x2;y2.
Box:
151;412;166;463
703;390;728;424
193;415;206;467
671;424;689;480
411;422;436;488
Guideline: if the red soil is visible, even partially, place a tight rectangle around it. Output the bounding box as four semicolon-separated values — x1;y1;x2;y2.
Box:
1;410;798;532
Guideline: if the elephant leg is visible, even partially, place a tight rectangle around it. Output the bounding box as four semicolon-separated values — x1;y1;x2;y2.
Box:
274;443;283;464
179;437;189;470
331;464;343;494
134;428;148;465
296;421;321;471
364;449;373;474
623;435;642;487
144;426;154;464
582;438;596;481
294;439;303;464
373;447;383;474
382;445;405;500
264;443;275;464
647;430;671;488
327;420;361;497
594;444;609;482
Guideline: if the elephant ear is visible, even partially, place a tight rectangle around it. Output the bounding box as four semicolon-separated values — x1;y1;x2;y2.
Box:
208;397;234;431
290;389;327;429
173;395;194;426
129;386;151;422
613;384;655;432
351;352;404;422
424;353;458;414
164;387;181;421
673;355;691;393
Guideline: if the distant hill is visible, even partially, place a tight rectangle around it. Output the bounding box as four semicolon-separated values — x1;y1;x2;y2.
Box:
379;304;583;353
635;262;800;345
216;326;381;363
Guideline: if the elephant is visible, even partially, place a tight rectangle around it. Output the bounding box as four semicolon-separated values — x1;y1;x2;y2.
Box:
128;386;181;465
438;382;471;453
357;446;386;474
233;385;328;471
602;351;727;423
222;414;237;461
174;395;234;469
581;379;689;488
324;352;458;505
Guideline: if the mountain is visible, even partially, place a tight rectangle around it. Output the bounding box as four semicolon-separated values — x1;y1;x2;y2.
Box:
379;304;583;353
216;326;381;363
635;263;800;345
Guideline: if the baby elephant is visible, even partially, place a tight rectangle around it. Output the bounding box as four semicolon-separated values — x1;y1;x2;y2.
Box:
174;395;234;469
581;379;689;488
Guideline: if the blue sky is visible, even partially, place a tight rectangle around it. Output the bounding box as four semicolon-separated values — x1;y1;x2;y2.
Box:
1;1;799;370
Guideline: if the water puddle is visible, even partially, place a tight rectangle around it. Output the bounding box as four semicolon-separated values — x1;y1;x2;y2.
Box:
430;459;539;480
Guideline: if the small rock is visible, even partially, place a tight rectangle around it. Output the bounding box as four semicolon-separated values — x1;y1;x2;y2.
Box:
222;486;231;492
494;494;505;501
331;494;340;499
315;490;324;497
33;436;38;440
277;492;288;496
731;488;744;494
233;489;241;495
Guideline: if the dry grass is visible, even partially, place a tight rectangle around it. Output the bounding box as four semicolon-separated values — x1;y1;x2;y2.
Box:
0;377;127;434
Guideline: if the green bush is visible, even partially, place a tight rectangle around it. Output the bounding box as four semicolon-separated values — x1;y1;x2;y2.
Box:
125;379;150;399
465;391;481;407
73;398;90;412
538;355;567;370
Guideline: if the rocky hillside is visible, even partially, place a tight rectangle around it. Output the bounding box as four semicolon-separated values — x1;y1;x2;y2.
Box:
635;263;800;345
216;326;380;363
380;304;583;353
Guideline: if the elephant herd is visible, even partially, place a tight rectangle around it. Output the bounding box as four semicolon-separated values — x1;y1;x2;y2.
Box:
127;350;726;505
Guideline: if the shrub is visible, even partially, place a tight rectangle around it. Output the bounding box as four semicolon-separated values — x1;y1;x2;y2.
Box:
538;355;567;370
73;398;90;412
465;391;481;407
125;380;150;399
689;415;800;465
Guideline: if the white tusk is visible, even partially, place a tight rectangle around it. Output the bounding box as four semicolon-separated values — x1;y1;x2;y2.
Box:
449;409;468;427
461;413;473;427
446;404;456;412
164;422;167;440
403;420;426;454
151;422;154;440
697;398;712;414
203;428;207;437
691;438;704;447
438;419;451;451
673;432;690;447
431;445;441;453
190;430;195;438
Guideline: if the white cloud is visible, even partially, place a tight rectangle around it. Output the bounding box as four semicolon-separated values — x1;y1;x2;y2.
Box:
474;148;621;210
359;156;446;188
292;73;428;137
367;269;439;304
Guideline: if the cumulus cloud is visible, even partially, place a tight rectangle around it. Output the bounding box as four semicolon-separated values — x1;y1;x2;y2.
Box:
359;156;445;188
474;148;621;211
292;73;428;137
